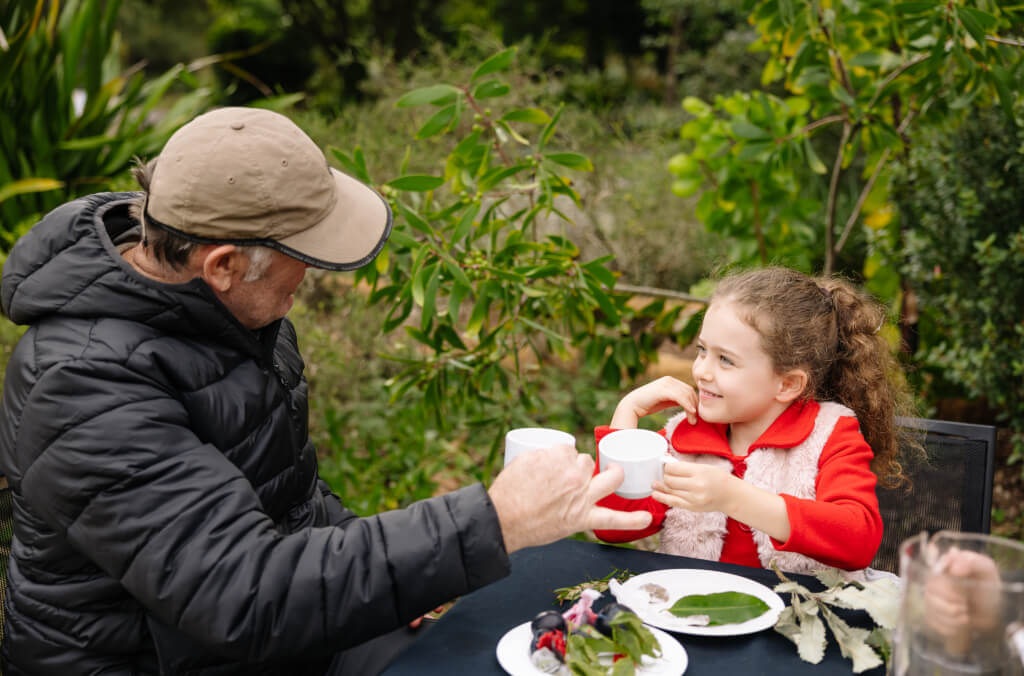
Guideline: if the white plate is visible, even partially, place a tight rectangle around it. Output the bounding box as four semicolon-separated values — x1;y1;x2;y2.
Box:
611;569;784;636
495;620;688;676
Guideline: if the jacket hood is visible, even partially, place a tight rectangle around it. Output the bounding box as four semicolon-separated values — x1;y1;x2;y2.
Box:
1;192;269;358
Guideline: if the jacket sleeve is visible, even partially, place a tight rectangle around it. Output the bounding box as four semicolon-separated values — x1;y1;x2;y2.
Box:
772;416;883;569
591;425;668;543
19;358;510;662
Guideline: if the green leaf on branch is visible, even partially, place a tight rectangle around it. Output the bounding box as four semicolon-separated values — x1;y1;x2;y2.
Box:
501;108;551;125
395;84;460;107
731;119;771;140
470;47;517;82
543;152;594;171
954;6;987;47
538;104;563;151
416;104;457;139
386;175;445;192
471;79;510;99
668;591;771;625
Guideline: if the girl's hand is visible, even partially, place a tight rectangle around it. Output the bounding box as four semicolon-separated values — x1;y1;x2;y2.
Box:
610;376;697;429
652;460;734;513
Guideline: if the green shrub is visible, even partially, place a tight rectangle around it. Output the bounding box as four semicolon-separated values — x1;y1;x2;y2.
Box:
891;102;1024;467
0;0;209;251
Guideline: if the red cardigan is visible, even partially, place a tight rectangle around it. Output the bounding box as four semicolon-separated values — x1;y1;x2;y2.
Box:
593;400;882;570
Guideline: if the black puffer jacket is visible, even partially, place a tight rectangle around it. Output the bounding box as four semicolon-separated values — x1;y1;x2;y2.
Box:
0;193;510;675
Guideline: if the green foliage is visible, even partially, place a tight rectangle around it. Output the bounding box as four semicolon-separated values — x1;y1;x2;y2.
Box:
0;0;209;251
669;0;1024;278
891;101;1024;467
330;48;674;461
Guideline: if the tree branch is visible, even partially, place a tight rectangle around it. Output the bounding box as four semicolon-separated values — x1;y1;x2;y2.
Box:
834;109;918;254
987;35;1024;48
865;54;929;112
776;114;845;144
824;121;853;276
750;181;768;264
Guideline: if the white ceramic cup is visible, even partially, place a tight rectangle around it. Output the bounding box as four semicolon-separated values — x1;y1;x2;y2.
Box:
503;427;577;466
598;428;671;499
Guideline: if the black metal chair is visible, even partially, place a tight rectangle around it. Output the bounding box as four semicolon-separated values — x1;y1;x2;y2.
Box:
871;417;997;574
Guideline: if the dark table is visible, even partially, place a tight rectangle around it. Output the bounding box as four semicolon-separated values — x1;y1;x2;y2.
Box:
383;538;885;676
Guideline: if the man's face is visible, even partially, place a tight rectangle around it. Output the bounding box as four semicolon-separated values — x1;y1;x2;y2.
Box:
220;250;309;329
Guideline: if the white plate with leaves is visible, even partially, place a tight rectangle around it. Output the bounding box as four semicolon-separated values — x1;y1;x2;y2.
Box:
495;621;688;676
610;569;785;636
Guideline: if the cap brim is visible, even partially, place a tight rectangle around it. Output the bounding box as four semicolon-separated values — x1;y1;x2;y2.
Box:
275;169;392;271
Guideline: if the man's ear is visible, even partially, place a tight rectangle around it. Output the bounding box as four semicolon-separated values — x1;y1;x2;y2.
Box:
199;245;245;292
776;369;808;403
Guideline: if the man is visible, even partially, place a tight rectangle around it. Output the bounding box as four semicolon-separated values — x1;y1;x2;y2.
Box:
0;107;649;675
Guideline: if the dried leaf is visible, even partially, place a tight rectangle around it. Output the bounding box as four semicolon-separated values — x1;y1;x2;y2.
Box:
820;606;884;673
813;568;846;589
819;579;900;630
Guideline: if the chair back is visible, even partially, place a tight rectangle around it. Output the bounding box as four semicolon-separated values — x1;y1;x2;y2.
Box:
871;417;997;574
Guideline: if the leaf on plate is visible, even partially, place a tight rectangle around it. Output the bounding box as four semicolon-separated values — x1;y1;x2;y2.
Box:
668;591;771;625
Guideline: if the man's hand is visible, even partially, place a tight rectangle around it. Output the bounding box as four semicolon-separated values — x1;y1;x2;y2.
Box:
610;376;697;429
488;444;653;553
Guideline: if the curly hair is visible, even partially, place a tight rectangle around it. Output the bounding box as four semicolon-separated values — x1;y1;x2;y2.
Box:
711;267;917;487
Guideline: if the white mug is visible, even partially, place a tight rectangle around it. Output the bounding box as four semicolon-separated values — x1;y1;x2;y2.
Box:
598;428;671;499
504;427;577;466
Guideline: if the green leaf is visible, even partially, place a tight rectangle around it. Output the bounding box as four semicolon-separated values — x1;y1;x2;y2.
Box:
395;84;460;107
668;591;771;625
731;119;770;140
956;6;987;46
543;152;593;172
416;104;457;139
386;175;445;192
451;203;479;246
501;108;551;125
470;47;517;82
538;103;563;151
0;178;64;204
442;257;472;289
894;1;937;14
682;96;712;116
471;79;510;99
803;137;827;174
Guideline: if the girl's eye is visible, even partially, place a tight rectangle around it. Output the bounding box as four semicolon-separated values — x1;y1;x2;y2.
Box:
720;355;733;366
695;344;706;355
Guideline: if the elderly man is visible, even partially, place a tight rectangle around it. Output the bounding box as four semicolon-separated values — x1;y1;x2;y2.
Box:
0;107;649;675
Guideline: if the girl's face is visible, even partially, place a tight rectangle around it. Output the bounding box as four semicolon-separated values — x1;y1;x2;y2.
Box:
691;301;791;440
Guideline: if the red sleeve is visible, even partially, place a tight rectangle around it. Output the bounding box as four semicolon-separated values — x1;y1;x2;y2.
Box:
772;416;883;570
591;426;668;543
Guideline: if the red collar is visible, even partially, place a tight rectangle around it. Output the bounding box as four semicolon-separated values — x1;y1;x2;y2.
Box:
669;400;821;457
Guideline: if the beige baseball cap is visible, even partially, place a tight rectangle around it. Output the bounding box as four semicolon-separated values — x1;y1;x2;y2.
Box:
144;106;391;271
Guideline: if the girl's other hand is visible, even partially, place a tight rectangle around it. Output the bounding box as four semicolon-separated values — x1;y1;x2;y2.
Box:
653;459;734;513
610;376;697;429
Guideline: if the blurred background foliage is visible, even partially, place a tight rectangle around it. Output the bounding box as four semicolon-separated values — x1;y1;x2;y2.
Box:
2;0;1024;539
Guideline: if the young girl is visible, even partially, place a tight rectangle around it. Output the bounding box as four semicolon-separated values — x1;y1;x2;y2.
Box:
594;267;912;576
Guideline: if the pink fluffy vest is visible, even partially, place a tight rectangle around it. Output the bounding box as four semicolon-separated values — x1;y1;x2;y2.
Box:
658;401;866;577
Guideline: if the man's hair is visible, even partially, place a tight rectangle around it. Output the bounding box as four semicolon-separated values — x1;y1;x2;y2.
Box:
129;157;271;280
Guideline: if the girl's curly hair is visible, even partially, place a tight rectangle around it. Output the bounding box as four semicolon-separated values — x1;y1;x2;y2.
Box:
711;267;917;487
